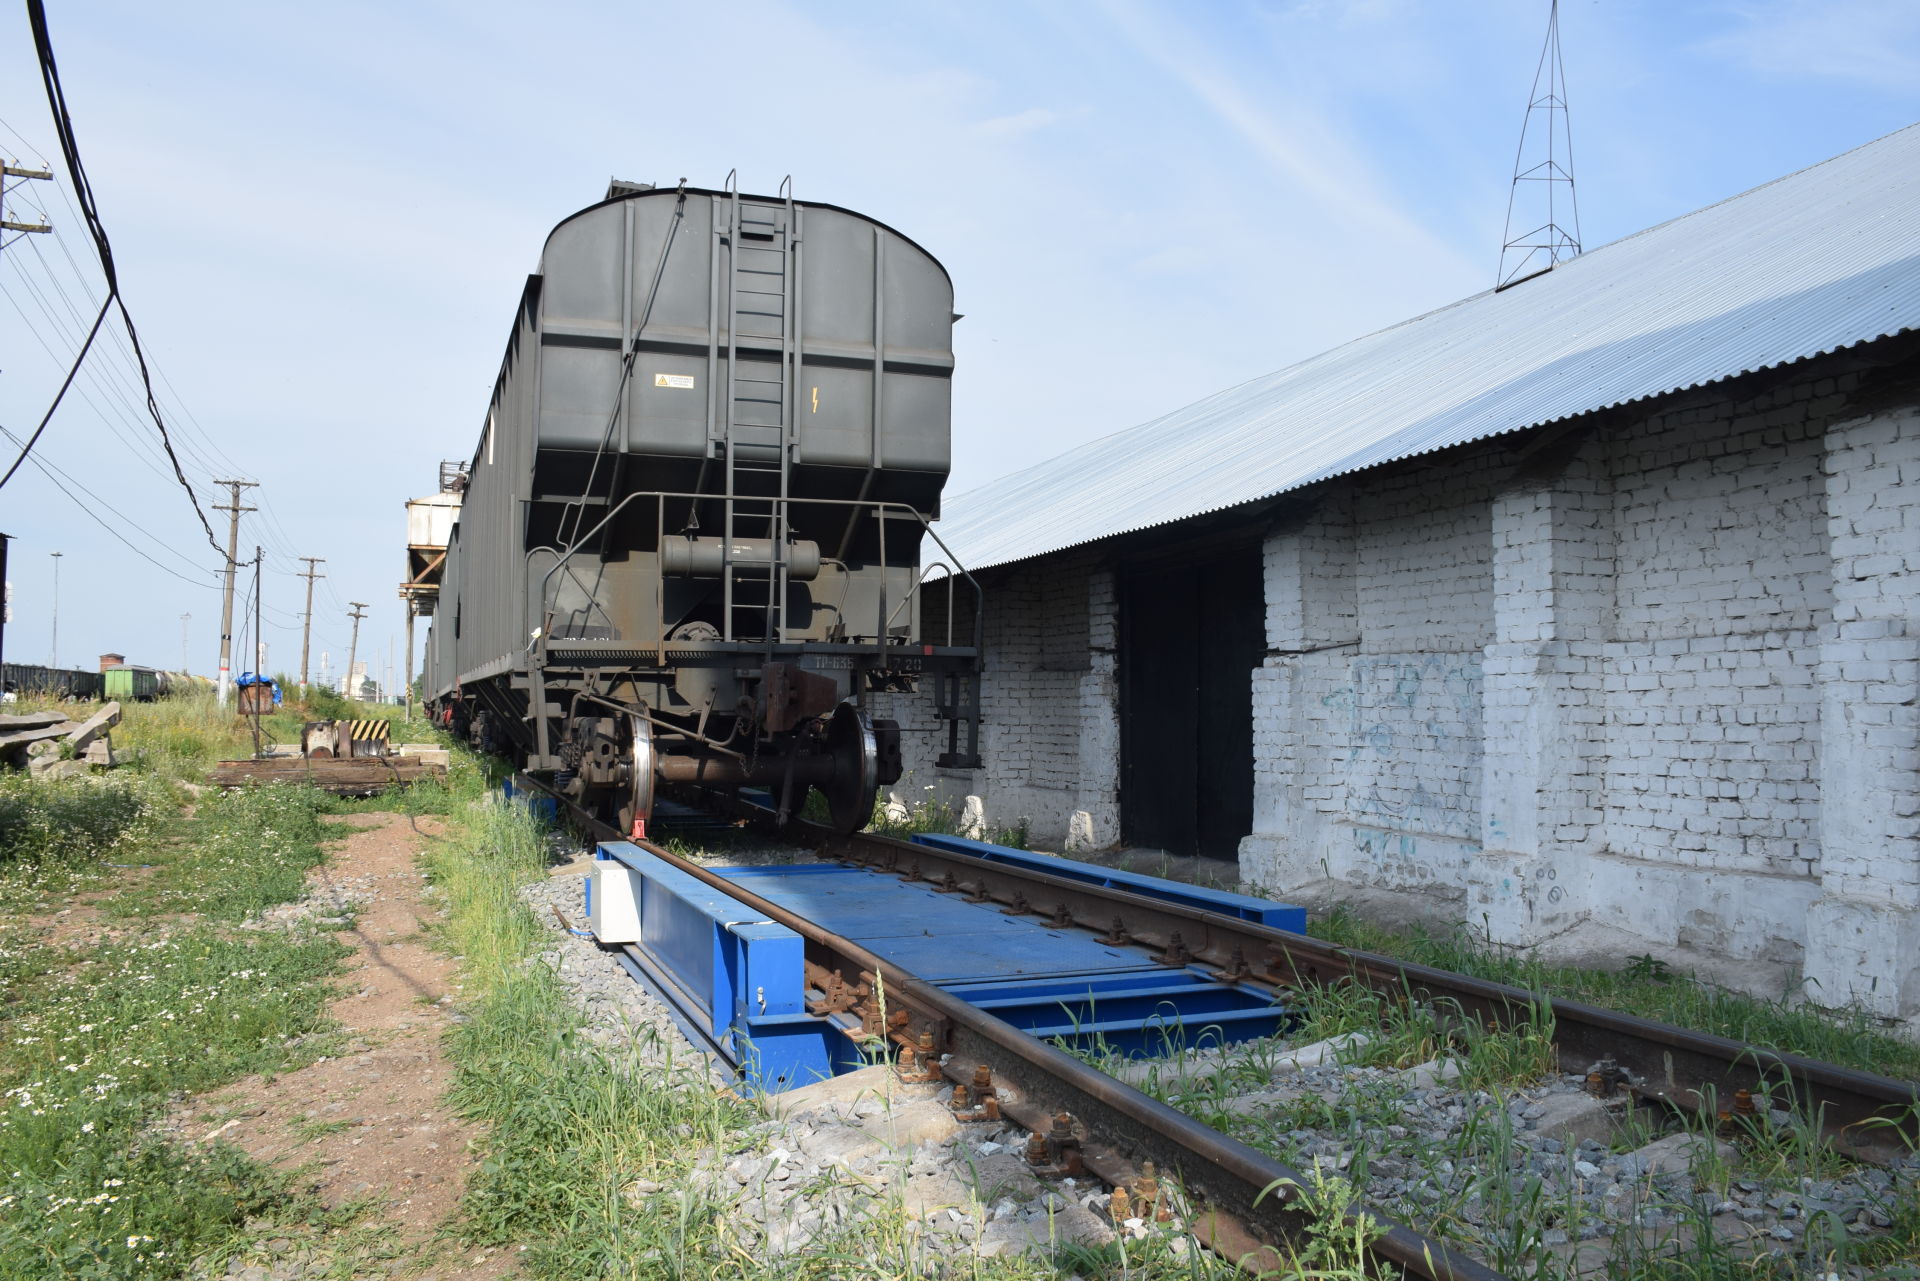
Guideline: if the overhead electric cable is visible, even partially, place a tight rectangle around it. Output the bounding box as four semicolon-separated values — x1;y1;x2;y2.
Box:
0;425;222;588
0;293;108;489
22;0;222;556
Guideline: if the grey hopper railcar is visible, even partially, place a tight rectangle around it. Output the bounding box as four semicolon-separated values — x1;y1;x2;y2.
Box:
424;177;983;834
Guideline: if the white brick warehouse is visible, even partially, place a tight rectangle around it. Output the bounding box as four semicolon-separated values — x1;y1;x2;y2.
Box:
917;127;1920;1029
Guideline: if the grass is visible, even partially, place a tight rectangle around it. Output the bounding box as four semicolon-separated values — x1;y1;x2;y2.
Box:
0;769;351;1279
1308;903;1920;1083
98;783;333;922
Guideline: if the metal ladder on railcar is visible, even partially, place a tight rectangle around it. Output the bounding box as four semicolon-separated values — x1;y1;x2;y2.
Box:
718;180;800;651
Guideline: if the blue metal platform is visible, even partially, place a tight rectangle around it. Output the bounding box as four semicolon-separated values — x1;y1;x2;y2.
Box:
909;834;1309;933
586;837;1306;1092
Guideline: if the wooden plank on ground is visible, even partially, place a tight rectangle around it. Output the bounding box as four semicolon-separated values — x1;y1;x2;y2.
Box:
207;757;447;796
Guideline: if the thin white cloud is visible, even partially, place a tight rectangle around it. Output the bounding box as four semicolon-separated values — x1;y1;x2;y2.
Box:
974;106;1064;137
1703;0;1920;93
1094;0;1476;279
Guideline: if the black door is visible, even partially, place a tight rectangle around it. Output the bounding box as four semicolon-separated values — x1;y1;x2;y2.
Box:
1118;547;1263;859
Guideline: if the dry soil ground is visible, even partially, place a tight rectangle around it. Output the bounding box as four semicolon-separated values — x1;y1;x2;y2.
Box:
181;812;517;1279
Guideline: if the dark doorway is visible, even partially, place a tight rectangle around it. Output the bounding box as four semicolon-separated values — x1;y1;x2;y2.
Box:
1118;546;1263;860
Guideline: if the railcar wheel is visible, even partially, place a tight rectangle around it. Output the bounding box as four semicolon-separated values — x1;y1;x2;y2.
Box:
614;715;656;839
818;702;880;834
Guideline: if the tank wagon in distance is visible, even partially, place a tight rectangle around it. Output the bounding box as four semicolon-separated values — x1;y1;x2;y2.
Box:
425;177;983;834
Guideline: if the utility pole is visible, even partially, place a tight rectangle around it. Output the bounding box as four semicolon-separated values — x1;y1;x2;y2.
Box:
180;613;191;672
0;532;10;680
296;557;325;699
346;602;368;702
212;480;257;706
1;160;53;254
47;550;61;668
249;549;264;758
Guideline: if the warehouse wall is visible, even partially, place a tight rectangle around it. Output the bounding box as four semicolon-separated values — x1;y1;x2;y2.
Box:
906;352;1919;1024
874;550;1118;848
1240;362;1920;1025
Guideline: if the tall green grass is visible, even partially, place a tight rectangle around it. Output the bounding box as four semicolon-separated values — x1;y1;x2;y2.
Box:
108;691;252;780
1309;904;1920;1082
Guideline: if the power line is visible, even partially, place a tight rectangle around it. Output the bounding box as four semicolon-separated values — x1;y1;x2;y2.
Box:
0;423;223;587
23;0;221;556
0;293;108;489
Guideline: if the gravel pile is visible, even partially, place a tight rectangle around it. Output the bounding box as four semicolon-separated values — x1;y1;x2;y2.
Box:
240;872;379;932
1168;1049;1920;1274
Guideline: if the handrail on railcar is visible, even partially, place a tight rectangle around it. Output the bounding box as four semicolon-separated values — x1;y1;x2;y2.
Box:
528;489;984;666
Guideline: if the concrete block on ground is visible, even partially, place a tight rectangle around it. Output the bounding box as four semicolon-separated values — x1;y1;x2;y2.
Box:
1627;1131;1736;1179
959;795;986;839
974;1203;1114;1256
30;757;93;782
796;1097;963;1170
396;744;451;765
1400;1058;1465;1091
767;1064;910;1114
1523;1090;1627;1148
0;711;67;730
1064;810;1096;853
82;740;115;766
1110;1032;1367;1088
63;701;121;754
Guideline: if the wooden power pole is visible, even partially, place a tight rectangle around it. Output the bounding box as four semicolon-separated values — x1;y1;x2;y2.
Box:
297;556;325;699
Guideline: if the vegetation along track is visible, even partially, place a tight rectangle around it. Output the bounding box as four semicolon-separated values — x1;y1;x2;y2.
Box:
526;772;1920;1279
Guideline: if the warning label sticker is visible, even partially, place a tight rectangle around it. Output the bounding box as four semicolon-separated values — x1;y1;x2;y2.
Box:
654;373;696;389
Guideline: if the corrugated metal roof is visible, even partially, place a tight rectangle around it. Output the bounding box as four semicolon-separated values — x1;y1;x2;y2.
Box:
935;124;1920;573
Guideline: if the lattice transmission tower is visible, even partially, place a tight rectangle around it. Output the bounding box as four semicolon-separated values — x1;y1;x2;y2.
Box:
1497;0;1581;289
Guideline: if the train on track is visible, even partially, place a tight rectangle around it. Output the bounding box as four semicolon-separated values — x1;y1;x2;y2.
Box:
423;176;983;834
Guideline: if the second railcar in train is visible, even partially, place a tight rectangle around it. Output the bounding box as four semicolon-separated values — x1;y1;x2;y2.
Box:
425;177;982;833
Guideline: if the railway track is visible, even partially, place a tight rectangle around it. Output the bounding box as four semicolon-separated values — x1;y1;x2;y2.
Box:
517;771;1920;1279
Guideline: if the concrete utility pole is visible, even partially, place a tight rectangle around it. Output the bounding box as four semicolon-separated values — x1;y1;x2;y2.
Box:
249;549;264;758
180;613;190;672
212;479;257;706
296;557;325;698
0;532;11;678
403;608;416;721
345;602;368;702
47;550;61;668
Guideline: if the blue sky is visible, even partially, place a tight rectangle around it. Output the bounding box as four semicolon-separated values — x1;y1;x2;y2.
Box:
2;0;1917;684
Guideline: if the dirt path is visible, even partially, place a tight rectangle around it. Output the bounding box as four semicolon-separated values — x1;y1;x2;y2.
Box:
188;812;517;1279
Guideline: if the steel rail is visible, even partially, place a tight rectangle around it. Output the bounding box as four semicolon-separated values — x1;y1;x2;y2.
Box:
844;825;1920;1167
518;771;1502;1281
697;791;1920;1167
